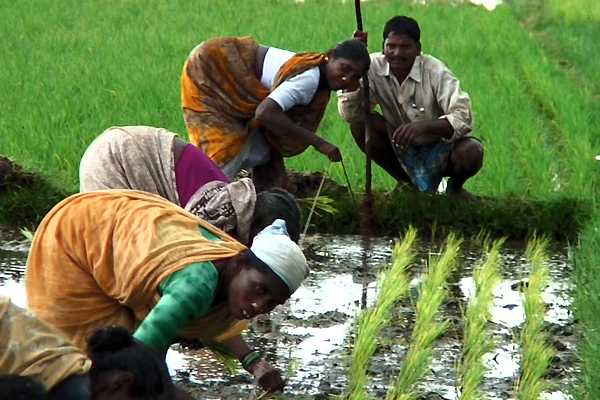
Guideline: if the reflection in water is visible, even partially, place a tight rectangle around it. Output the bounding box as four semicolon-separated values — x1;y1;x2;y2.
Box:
0;232;576;399
2;278;26;308
289;273;378;317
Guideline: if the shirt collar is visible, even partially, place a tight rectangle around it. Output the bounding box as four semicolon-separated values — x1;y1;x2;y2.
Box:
378;53;423;83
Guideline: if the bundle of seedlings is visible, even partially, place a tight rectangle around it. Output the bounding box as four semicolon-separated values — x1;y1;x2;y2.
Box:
348;227;417;400
458;238;503;400
387;233;462;400
516;237;554;399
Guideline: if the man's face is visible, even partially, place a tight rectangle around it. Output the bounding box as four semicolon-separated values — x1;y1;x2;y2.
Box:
382;34;421;71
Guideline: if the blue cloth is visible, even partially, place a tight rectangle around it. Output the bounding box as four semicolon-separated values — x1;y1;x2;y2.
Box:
394;140;454;194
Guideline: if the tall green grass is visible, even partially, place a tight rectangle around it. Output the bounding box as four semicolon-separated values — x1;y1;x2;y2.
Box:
571;208;600;400
386;233;462;400
1;0;599;200
516;237;553;399
510;1;600;396
1;0;598;243
348;227;417;400
458;238;503;400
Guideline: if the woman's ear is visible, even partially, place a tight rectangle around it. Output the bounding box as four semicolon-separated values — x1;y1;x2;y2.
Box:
234;253;246;272
325;49;335;60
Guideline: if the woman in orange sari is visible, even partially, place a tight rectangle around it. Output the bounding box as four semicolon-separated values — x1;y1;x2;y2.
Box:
182;37;370;190
25;190;309;393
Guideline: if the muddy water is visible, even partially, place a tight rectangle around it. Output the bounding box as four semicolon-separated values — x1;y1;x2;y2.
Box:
0;228;575;400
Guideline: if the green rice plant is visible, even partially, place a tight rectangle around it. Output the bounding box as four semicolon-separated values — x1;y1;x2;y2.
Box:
386;233;463;400
457;238;504;400
544;0;600;23
20;228;34;242
202;339;241;375
515;236;554;399
1;0;599;240
297;196;340;217
571;207;600;400
0;0;596;201
348;227;418;400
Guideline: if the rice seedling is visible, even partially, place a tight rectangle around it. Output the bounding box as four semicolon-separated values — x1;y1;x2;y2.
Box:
297;196;339;218
348;227;418;400
457;237;504;400
510;1;600;393
571;209;600;400
19;228;34;242
386;233;462;400
202;339;242;374
515;236;553;399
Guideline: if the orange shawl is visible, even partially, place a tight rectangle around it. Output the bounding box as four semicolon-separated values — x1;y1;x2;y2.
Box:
25;190;248;351
181;36;331;167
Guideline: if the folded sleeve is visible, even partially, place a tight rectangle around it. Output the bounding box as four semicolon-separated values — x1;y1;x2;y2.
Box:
337;78;379;123
433;66;473;141
267;67;320;111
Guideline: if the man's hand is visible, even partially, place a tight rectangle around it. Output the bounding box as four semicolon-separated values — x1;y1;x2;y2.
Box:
392;122;428;149
247;359;285;392
353;30;368;46
314;139;343;162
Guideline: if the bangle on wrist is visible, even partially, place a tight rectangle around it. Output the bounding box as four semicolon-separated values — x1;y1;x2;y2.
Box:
242;350;261;370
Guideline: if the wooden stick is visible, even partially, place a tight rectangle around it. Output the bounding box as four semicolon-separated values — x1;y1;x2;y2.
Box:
355;0;373;236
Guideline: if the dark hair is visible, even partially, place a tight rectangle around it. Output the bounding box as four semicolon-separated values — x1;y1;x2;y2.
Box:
331;39;370;71
383;16;421;43
251;188;302;243
0;375;47;400
87;327;174;399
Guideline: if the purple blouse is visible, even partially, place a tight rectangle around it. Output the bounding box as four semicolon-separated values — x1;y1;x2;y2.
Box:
175;144;230;208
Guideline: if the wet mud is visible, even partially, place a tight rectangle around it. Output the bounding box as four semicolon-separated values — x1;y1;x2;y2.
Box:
0;228;576;400
0;157;38;194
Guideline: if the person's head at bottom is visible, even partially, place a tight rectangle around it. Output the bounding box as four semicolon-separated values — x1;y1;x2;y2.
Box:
219;219;309;320
87;326;174;400
0;375;47;400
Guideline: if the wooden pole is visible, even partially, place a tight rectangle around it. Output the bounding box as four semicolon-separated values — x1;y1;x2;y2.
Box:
355;0;373;313
355;0;373;236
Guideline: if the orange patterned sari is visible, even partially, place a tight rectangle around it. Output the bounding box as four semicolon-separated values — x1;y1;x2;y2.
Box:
181;36;330;167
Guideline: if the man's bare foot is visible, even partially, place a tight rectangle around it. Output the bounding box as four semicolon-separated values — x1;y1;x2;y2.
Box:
446;178;482;202
447;186;482;202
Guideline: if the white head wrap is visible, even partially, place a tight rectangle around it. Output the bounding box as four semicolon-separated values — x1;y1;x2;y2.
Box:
250;219;309;294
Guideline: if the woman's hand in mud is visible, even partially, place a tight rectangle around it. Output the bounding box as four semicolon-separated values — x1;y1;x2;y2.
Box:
247;359;285;392
314;139;343;162
353;30;368;46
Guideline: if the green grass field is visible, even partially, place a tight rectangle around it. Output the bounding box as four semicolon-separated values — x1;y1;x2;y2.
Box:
1;0;600;396
2;0;599;198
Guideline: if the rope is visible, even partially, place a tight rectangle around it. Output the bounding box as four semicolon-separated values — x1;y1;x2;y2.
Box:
300;161;332;247
340;160;358;209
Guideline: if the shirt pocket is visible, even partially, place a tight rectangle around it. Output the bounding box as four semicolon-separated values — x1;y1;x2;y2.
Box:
408;102;429;122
